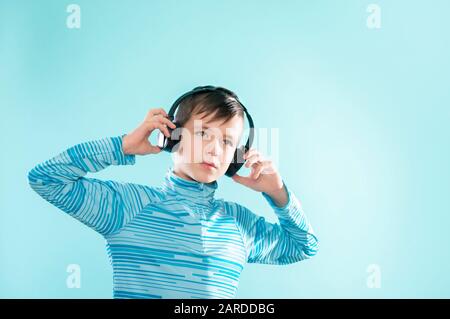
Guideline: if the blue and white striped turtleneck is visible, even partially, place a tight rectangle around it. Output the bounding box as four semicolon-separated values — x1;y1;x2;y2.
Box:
28;135;319;299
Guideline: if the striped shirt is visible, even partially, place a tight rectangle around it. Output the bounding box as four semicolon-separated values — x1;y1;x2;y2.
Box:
27;135;319;299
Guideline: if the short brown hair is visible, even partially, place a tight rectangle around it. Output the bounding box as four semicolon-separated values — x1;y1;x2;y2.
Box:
174;86;245;127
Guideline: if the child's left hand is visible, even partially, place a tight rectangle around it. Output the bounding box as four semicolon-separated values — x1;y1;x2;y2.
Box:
231;148;284;195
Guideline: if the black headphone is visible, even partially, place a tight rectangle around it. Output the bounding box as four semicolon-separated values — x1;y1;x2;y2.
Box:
157;85;255;177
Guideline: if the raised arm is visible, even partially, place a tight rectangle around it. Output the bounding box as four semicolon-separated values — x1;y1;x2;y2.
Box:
28;108;177;237
225;182;319;265
27;134;163;236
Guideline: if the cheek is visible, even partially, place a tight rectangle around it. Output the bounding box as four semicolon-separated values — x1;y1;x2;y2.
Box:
182;139;205;163
222;147;236;163
178;138;193;162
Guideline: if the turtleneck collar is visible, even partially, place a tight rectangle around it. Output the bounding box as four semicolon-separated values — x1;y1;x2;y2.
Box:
161;166;218;205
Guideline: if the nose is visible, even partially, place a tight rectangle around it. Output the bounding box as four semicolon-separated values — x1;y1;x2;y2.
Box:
206;136;223;157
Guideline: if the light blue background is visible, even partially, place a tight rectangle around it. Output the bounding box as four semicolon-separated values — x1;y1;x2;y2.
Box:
1;0;449;298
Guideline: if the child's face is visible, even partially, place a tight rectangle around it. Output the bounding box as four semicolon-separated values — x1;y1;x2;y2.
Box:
172;111;244;183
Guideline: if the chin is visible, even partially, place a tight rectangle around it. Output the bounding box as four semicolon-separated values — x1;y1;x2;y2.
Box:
192;165;221;183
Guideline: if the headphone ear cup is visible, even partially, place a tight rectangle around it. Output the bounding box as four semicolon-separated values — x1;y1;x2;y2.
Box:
157;121;182;153
157;130;168;150
225;145;246;177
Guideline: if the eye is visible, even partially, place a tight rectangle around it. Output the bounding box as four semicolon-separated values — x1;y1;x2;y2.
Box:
195;130;210;139
223;139;233;147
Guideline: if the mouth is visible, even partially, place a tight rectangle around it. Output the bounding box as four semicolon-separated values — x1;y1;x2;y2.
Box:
201;161;218;169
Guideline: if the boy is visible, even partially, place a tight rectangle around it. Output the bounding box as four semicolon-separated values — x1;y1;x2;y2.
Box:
28;86;319;299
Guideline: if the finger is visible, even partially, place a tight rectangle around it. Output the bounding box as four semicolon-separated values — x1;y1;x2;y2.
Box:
157;115;177;129
257;159;277;175
245;154;261;168
252;161;270;179
261;160;277;174
153;114;176;130
146;118;171;137
152;122;171;137
149;108;169;118
145;143;162;154
243;148;258;160
251;162;263;180
231;173;253;187
154;108;169;118
159;123;171;137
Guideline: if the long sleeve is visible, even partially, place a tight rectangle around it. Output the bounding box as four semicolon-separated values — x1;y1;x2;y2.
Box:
226;182;319;265
27;135;163;237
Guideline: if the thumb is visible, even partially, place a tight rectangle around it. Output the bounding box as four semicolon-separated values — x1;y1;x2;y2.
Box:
143;140;162;155
231;173;252;187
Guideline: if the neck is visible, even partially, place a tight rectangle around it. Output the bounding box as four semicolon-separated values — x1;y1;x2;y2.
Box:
161;166;219;206
173;167;195;182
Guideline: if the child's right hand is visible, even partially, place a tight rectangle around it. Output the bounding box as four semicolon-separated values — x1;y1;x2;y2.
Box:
122;108;177;155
